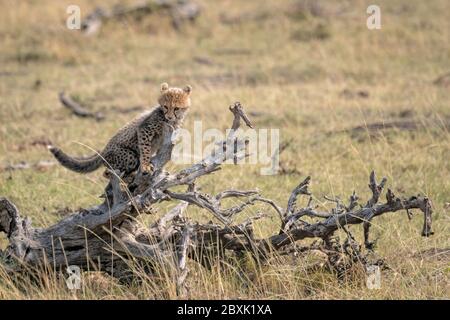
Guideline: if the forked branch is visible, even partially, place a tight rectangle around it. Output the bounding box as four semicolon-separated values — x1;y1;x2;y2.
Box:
0;103;434;284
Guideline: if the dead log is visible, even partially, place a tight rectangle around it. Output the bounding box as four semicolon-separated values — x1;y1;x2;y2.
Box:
58;92;150;120
81;0;201;35
329;118;450;138
0;160;57;172
59;91;105;121
0;102;434;285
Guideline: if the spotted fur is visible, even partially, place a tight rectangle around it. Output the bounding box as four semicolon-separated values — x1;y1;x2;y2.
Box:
49;83;191;175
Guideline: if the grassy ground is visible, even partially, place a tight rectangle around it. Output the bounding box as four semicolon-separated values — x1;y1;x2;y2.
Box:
0;0;449;299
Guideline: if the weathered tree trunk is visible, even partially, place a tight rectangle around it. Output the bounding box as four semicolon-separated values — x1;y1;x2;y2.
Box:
0;102;433;287
81;0;201;35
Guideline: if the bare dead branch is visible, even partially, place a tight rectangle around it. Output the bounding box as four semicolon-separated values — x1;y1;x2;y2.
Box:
229;101;254;131
81;0;201;35
59;91;105;121
0;160;57;172
329;118;450;138
286;176;311;216
176;223;192;297
0;102;434;284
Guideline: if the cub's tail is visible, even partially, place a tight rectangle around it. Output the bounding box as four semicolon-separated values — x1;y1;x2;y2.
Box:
48;145;103;173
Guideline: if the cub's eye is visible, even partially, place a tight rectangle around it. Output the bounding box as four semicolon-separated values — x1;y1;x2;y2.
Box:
174;107;180;111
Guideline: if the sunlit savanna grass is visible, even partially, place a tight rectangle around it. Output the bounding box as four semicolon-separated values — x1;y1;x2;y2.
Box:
0;0;449;299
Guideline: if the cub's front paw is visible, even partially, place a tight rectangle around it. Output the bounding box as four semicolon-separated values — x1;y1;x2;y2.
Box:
141;163;154;175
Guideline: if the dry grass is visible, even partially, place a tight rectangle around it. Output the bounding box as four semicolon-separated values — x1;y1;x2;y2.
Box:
0;0;449;299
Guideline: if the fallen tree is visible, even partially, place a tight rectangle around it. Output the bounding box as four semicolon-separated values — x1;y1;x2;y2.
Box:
0;102;433;292
327;117;450;139
58;91;150;121
59;91;105;121
81;0;201;35
0;160;57;172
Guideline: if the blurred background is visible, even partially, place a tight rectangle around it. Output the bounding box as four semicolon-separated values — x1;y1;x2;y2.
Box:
0;0;449;299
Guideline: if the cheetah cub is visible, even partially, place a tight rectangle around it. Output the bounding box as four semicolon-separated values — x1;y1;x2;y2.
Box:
49;83;191;176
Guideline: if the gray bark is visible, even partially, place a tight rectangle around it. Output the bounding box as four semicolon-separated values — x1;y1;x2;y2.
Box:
0;102;434;284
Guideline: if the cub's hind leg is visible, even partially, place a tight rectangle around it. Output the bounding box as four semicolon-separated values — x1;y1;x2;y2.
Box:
103;147;139;177
100;147;138;206
137;125;156;174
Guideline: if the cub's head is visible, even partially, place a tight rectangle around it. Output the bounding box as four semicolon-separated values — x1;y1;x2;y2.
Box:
158;82;191;122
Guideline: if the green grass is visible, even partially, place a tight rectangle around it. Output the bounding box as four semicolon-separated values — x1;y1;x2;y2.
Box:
0;0;449;299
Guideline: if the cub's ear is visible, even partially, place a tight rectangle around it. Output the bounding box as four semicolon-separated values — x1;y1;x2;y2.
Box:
183;85;192;95
161;82;169;92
